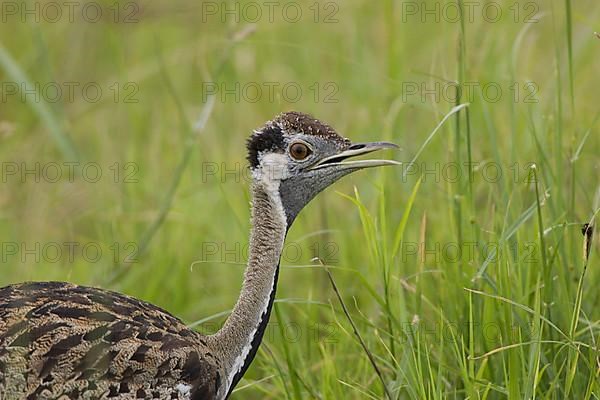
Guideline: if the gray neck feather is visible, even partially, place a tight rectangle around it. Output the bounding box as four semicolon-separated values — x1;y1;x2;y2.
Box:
210;182;287;397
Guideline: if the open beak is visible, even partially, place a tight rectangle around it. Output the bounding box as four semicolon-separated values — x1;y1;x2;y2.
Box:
308;141;401;171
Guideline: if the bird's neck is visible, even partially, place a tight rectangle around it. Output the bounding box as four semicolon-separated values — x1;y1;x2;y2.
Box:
212;181;287;397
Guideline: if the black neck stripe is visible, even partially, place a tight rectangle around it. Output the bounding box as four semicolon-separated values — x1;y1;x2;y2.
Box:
226;263;280;398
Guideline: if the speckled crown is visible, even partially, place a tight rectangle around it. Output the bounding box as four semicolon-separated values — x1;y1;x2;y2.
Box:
247;111;350;168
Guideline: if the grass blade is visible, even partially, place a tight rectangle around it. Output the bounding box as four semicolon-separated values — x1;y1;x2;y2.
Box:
0;42;78;160
325;267;393;400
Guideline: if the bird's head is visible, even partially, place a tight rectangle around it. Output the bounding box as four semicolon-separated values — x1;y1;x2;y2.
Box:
247;111;399;226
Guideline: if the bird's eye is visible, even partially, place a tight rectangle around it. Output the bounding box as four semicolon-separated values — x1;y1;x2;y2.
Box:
289;142;311;160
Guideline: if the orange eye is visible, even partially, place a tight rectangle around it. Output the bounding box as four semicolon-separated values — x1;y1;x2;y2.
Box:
289;142;311;160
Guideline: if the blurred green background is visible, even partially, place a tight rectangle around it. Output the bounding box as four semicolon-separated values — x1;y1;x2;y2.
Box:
0;0;599;398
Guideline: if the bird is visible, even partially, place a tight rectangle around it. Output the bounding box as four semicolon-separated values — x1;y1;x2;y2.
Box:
0;111;399;400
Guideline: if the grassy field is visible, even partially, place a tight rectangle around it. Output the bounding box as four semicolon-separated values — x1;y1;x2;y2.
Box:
1;0;599;398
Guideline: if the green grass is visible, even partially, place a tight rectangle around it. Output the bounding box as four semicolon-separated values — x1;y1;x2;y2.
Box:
1;1;599;398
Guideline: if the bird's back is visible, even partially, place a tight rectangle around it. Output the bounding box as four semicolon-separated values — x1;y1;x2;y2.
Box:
0;282;222;400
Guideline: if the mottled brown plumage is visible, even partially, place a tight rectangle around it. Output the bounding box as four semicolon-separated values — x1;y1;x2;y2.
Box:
273;111;351;146
0;282;222;399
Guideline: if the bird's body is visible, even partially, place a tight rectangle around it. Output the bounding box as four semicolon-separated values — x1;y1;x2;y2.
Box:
0;282;222;399
0;112;398;399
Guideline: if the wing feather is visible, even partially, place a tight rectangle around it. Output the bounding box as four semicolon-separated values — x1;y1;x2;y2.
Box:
0;282;222;400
